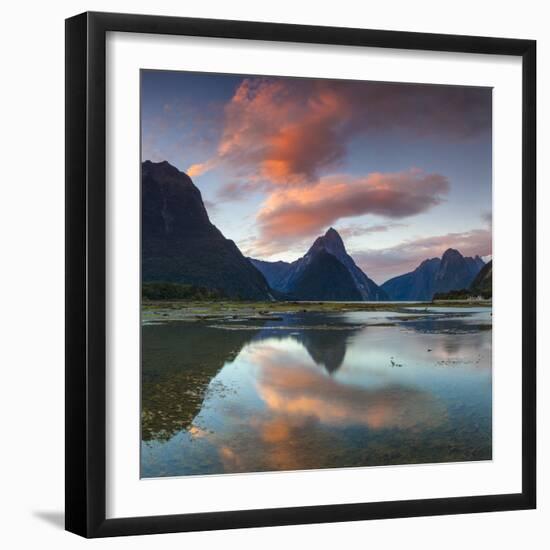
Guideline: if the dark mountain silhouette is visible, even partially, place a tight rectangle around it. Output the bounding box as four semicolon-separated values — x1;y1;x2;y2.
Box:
141;160;484;303
380;258;441;301
306;228;387;300
250;228;387;301
470;259;492;295
381;248;485;301
433;249;484;295
287;249;363;301
142;160;272;300
247;258;293;290
296;328;357;374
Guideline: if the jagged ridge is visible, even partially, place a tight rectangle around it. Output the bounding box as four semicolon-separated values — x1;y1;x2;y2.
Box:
381;248;485;301
250;227;387;301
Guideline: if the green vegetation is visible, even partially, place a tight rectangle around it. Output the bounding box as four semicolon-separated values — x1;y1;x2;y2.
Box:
433;260;492;300
142;281;226;301
470;260;492;297
433;288;491;300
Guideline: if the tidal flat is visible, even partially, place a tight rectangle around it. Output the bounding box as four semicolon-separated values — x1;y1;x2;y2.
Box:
142;299;491;324
141;301;492;477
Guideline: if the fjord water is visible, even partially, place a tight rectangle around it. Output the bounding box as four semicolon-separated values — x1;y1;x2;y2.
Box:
141;307;492;477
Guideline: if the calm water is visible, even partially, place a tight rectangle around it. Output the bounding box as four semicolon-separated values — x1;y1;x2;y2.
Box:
141;307;492;477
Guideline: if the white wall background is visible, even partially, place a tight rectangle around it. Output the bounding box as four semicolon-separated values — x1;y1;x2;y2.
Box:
0;1;546;548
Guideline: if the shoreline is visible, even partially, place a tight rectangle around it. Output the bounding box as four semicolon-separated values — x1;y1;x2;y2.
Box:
141;299;492;324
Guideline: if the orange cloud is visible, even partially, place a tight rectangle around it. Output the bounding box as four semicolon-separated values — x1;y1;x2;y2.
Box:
183;77;489;261
214;78;351;185
197;77;490;185
260;418;293;443
187;158;218;177
253;169;449;253
256;361;447;431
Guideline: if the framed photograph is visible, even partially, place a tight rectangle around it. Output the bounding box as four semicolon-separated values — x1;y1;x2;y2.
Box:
65;11;536;538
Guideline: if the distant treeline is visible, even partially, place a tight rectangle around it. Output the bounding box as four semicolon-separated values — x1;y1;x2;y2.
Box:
433;288;492;301
142;282;226;301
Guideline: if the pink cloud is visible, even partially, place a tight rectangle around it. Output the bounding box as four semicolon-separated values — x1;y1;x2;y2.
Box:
177;77;491;270
255;355;447;431
195;77;491;185
252;168;449;254
351;228;492;283
216;78;350;185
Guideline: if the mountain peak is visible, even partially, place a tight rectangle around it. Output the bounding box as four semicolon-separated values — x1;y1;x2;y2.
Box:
143;159;176;169
142;161;272;300
382;248;486;301
299;227;387;300
323;227;344;246
441;248;463;260
309;227;345;256
252;227;387;301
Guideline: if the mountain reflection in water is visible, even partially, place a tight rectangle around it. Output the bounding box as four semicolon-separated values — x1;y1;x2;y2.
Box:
141;309;492;477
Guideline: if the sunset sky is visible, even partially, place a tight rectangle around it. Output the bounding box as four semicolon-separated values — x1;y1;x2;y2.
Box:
141;70;492;283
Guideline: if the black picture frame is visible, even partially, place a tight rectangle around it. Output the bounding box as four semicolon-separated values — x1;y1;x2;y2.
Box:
65;11;536;538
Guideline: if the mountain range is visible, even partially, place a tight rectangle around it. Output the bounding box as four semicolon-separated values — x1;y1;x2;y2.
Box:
142;160;489;302
250;227;387;301
381;249;485;301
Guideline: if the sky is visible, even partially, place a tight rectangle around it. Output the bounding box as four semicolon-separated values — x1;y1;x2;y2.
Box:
141;70;492;284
